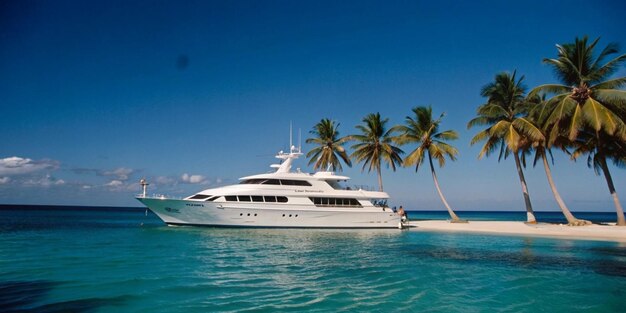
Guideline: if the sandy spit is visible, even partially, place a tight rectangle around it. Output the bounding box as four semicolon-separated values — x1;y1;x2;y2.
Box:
407;220;626;243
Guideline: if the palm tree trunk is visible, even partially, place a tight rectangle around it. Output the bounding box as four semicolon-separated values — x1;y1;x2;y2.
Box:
540;152;584;225
598;156;626;226
377;165;383;192
513;152;536;223
428;153;461;222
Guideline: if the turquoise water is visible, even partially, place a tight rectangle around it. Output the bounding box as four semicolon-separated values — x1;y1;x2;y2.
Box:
1;206;625;312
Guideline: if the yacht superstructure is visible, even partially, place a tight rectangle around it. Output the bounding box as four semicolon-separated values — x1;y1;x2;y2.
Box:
136;146;401;228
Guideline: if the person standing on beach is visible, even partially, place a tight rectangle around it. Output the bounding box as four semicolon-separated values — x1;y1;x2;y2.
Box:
398;206;407;222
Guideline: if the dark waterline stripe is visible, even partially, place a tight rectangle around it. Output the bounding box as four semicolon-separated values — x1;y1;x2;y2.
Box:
165;222;401;229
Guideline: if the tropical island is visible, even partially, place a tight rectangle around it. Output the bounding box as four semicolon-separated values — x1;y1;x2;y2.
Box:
303;36;626;241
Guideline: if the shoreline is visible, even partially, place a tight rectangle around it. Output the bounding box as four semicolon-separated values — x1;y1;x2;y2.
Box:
407;220;626;243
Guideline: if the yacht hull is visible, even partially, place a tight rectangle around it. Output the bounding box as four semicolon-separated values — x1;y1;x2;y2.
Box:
137;197;401;228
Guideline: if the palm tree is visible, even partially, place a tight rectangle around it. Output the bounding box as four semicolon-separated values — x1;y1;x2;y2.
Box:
530;36;626;225
527;100;591;225
468;71;544;223
395;106;465;222
349;113;404;191
571;130;626;226
306;118;352;172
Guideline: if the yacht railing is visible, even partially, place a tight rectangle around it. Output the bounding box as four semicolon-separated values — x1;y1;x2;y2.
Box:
351;185;377;191
136;193;182;200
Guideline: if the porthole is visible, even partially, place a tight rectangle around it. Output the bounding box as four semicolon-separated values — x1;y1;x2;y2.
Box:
289;214;292;217
254;213;257;216
240;213;243;216
282;214;285;217
247;213;250;216
295;214;298;217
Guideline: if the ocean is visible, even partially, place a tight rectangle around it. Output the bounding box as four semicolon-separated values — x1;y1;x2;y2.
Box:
1;205;625;312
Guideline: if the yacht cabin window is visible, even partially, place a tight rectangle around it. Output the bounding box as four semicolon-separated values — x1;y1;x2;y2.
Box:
223;195;289;203
308;197;362;208
189;194;211;200
238;195;251;202
239;179;265;184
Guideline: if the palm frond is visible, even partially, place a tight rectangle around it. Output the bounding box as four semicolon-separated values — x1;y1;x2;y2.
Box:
581;97;622;135
478;137;502;160
568;104;583;140
470;129;491;146
404;146;425;171
434;130;459;141
512;118;545;143
428;145;447;167
593;89;626;112
467;116;491;129
546;96;577;128
593;79;626;99
591;41;619;69
432;141;459;160
490;120;511;137
591;52;626;83
528;84;570;98
505;124;521;152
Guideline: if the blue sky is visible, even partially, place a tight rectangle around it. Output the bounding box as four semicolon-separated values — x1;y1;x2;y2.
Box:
1;0;625;211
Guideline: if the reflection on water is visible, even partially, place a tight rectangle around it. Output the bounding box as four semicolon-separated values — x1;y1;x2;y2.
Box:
0;280;130;313
403;240;626;277
0;280;56;311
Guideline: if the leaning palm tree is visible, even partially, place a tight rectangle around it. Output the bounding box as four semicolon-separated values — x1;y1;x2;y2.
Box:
527;99;591;225
529;36;626;225
306;118;352;172
349;113;404;191
571;130;626;225
468;71;544;223
395;106;465;222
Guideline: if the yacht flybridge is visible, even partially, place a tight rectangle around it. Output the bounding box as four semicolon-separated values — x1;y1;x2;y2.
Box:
136;146;402;228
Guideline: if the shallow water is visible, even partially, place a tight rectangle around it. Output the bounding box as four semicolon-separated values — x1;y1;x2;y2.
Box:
1;206;625;312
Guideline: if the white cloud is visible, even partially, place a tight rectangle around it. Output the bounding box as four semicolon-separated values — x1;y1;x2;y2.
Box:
180;173;207;184
118;173;217;191
23;175;65;187
0;177;10;184
0;157;59;176
105;180;124;187
102;167;134;181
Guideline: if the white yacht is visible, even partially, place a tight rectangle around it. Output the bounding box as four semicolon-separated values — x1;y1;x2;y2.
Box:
136;146;402;228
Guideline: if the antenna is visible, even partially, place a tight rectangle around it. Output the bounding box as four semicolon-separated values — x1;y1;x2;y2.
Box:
289;121;293;150
298;128;302;153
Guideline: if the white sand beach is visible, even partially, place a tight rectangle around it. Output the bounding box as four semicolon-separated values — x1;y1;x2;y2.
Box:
408;220;626;243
